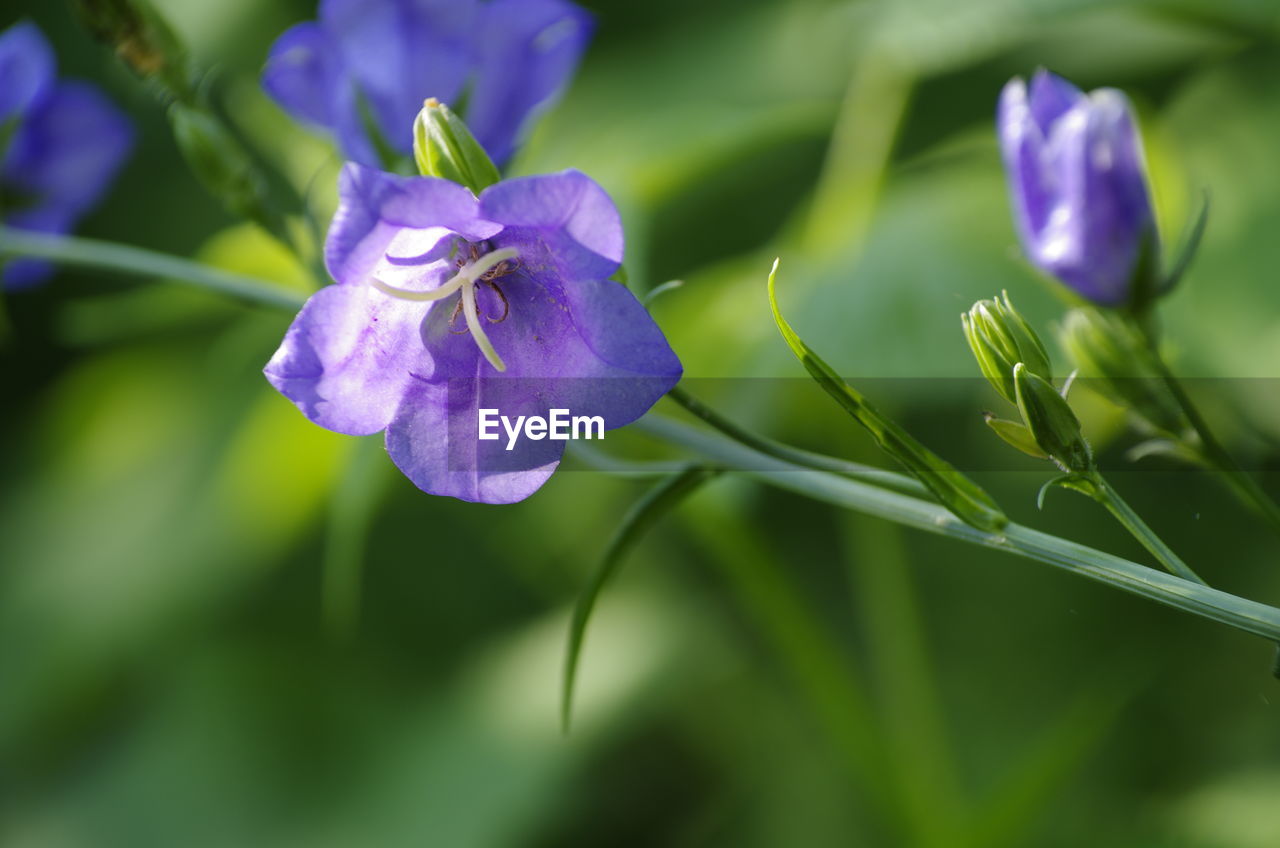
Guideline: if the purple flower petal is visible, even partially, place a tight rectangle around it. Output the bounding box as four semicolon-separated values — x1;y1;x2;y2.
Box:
265;282;432;435
998;78;1053;253
385;377;564;503
5;82;133;217
319;0;478;157
1027;69;1084;134
466;0;592;165
261;0;592;168
0;21;54;124
479;169;622;284
1054;90;1154;304
325;162;501;285
262;21;380;167
262;23;337;128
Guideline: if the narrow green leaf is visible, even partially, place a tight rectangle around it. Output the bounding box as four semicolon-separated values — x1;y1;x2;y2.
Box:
1125;438;1201;465
322;436;391;641
767;259;1007;532
963;681;1135;848
643;279;684;306
665;385;929;498
1161;190;1210;295
561;465;719;732
1036;473;1092;510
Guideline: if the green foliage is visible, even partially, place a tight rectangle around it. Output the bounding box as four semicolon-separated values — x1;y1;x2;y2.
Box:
6;1;1280;846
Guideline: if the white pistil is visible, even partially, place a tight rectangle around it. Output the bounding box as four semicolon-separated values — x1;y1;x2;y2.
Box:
371;246;518;372
461;276;506;372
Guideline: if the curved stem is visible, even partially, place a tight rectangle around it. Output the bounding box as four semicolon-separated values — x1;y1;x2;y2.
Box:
1146;341;1280;538
635;413;1280;643
1086;472;1206;585
665;385;928;498
0;226;306;311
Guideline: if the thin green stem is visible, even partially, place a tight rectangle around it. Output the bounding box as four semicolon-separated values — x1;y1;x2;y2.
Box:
1146;341;1280;538
0;226;306;311
685;501;895;819
665;385;929;498
844;516;966;846
562;465;719;731
322;437;390;642
635;414;1280;643
1086;472;1206;585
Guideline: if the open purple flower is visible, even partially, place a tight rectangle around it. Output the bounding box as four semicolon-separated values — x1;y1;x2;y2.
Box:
262;0;591;169
265;163;682;503
1;21;133;289
998;70;1156;305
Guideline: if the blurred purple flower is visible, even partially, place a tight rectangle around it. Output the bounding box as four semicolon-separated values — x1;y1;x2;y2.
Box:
998;70;1156;305
263;0;591;169
0;21;133;289
265;163;681;503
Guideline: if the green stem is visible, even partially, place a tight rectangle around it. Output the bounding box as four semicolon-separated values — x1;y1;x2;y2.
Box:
562;465;719;731
665;385;929;498
1147;342;1280;538
0;226;307;311
844;516;965;846
1085;472;1206;585
635;414;1280;643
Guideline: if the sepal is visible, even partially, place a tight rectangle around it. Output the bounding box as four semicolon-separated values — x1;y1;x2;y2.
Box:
984;414;1049;460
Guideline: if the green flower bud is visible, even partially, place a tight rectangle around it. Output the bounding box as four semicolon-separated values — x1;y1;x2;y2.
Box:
76;0;194;102
962;291;1052;404
413;99;500;194
1057;307;1187;436
169;103;284;238
1014;363;1093;473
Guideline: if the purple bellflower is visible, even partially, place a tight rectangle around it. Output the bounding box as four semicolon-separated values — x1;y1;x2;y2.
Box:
262;0;591;168
998;70;1156;305
0;21;133;289
265;163;682;503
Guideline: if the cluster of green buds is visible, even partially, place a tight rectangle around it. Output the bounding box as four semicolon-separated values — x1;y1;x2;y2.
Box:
963;293;1092;474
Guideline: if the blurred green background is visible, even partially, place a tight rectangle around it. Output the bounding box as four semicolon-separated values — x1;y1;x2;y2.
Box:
3;0;1280;845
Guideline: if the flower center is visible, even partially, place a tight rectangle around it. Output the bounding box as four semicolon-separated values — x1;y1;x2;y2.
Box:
372;244;520;372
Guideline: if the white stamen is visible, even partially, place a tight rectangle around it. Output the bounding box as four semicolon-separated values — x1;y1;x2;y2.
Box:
461;277;506;371
372;246;519;372
372;271;467;301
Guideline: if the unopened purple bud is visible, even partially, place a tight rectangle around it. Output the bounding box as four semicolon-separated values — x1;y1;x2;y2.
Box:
998;70;1157;306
